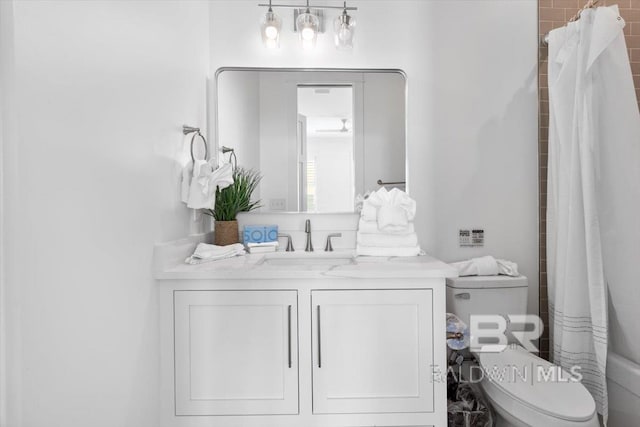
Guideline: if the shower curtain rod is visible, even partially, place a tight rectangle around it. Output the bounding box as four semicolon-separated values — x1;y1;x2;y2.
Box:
541;0;600;46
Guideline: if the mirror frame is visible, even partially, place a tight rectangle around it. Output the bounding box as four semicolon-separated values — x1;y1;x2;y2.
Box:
213;67;409;212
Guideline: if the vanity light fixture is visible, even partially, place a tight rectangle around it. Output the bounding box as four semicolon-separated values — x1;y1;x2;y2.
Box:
258;1;357;50
334;1;355;49
261;0;282;49
296;0;320;50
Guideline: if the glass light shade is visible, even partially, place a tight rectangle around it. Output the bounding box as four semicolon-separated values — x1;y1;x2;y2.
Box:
261;10;282;49
334;12;355;49
296;11;319;50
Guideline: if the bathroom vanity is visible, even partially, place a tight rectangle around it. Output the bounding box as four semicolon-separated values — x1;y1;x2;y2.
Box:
155;235;456;427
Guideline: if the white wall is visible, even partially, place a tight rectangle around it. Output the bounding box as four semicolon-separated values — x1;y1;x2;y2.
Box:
217;71;261;173
209;0;539;314
1;1;209;426
0;1;539;425
0;2;15;425
363;72;406;191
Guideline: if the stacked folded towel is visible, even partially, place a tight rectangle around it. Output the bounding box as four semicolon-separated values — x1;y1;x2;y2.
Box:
185;243;245;264
356;187;421;257
450;255;519;277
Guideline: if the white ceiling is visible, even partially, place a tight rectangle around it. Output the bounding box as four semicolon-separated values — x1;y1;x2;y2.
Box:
298;86;353;134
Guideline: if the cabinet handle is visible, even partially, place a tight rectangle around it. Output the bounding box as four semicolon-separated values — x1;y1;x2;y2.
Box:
287;305;292;369
317;305;322;368
455;292;471;300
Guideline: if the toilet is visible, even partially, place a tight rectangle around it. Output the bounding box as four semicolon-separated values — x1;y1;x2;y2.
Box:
446;276;600;427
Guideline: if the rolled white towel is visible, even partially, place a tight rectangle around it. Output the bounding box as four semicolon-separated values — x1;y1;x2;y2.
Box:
361;199;377;222
358;218;415;235
185;242;245;264
497;259;519;276
367;187;417;222
450;255;499;276
356;245;422;257
357;232;418;248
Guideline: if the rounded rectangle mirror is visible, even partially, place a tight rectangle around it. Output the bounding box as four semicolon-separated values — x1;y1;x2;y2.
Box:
215;68;406;213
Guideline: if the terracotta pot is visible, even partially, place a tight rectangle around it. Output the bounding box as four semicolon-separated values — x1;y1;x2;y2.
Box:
214;220;240;246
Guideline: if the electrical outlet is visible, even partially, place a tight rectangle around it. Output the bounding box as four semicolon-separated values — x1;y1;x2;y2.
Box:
269;198;286;211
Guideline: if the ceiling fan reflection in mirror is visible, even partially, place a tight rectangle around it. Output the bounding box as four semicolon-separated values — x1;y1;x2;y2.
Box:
315;118;351;133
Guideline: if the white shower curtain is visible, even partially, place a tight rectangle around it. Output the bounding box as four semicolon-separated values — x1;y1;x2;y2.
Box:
547;5;640;423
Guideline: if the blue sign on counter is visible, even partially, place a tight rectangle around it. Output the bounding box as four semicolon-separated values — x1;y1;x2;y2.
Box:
243;225;279;243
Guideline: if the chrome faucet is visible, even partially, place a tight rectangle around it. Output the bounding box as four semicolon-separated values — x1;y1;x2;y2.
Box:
278;233;295;252
324;233;342;252
305;219;313;252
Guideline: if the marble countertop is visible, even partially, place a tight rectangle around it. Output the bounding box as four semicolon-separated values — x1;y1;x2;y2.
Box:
154;239;458;281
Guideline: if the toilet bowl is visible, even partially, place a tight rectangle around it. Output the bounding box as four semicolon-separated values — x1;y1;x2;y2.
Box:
446;276;600;427
475;346;599;427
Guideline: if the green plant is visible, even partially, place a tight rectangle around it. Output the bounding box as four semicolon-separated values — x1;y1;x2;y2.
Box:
206;167;262;221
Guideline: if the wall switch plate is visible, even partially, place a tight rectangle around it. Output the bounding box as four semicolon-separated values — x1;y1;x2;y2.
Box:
269;198;286;211
471;229;485;246
460;229;484;247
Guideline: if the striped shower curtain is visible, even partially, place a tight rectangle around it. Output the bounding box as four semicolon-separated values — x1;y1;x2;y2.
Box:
546;5;640;424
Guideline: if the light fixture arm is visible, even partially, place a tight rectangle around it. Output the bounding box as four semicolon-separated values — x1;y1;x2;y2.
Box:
257;2;357;11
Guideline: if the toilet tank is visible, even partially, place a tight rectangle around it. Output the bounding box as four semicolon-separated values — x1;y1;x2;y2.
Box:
446;275;528;331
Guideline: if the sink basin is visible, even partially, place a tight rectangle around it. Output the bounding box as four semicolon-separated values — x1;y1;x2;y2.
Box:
260;252;355;267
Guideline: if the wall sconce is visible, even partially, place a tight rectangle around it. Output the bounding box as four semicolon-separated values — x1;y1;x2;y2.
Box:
334;2;355;50
258;1;357;50
261;0;282;49
296;2;321;50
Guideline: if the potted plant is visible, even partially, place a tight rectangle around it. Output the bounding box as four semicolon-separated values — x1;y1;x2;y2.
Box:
206;167;262;246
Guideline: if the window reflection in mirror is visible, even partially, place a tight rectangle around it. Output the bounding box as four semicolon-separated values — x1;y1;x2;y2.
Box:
215;69;406;213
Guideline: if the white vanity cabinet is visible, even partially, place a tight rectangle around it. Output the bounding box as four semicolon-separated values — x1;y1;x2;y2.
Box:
157;247;454;427
311;289;434;414
173;290;299;416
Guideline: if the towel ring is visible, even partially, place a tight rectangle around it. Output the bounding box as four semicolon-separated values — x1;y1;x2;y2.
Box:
189;130;208;162
221;146;237;169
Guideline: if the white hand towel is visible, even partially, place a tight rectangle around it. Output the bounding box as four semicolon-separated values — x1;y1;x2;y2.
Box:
187;160;214;209
357;232;419;248
187;162;234;210
185;242;245;264
356;245;422;257
181;162;193;204
497;259;519;276
450;255;500;276
200;162;234;204
358;218;415;235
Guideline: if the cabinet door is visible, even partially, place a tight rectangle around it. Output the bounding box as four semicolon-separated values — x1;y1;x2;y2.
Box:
312;289;433;414
174;290;298;415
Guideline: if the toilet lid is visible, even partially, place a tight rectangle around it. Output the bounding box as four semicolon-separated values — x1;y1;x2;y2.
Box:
476;346;597;422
